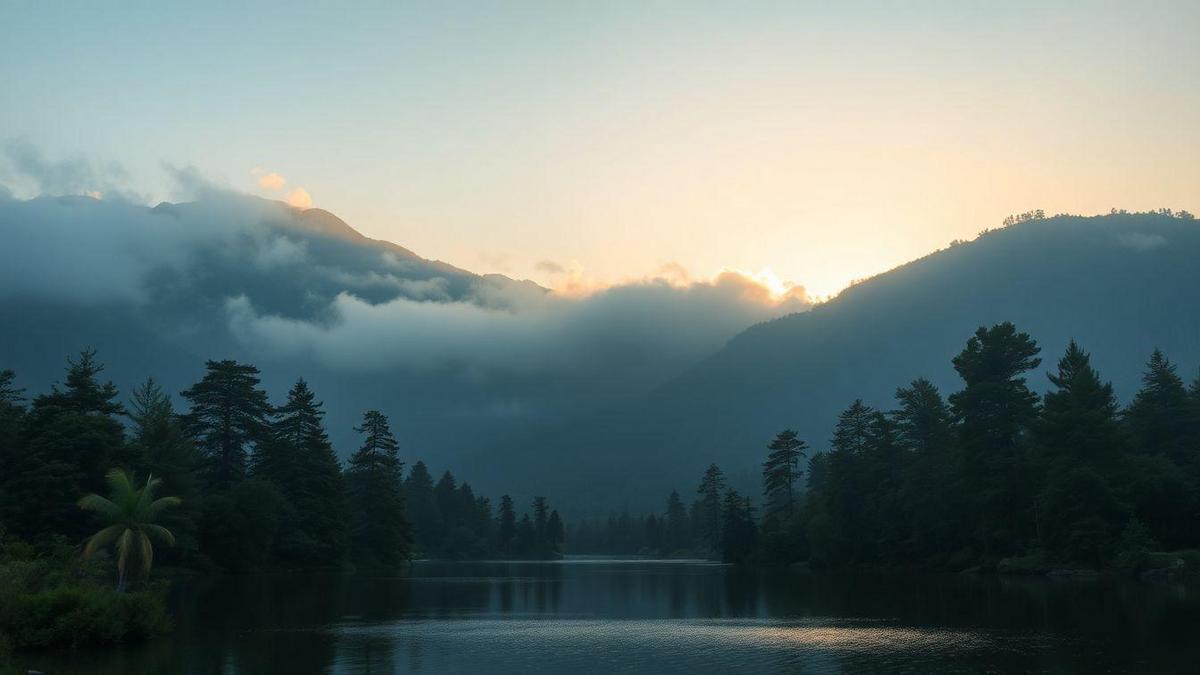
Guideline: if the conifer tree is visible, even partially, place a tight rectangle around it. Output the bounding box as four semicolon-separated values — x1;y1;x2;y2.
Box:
345;410;412;567
181;360;273;488
546;510;565;553
950;322;1041;555
762;430;807;517
1125;349;1193;463
128;378;201;554
695;464;726;551
664;491;690;552
254;379;347;565
497;494;517;554
9;350;127;538
404;461;440;552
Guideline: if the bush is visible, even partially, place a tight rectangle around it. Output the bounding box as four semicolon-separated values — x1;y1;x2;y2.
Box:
0;583;169;650
0;538;170;652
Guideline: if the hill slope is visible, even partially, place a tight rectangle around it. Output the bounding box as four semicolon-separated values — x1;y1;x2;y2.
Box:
490;212;1200;513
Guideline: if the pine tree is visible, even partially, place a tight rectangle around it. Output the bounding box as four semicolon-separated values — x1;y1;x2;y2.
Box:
719;490;756;563
497;494;517;554
546;510;565;553
1125;349;1194;463
533;496;549;550
892;378;957;558
254;379;347;565
950;322;1041;556
181;360;273;488
762;430;807;517
664;491;690;552
9;351;128;538
0;369;27;533
128;378;201;555
695;464;726;551
345;410;412;567
405;461;440;553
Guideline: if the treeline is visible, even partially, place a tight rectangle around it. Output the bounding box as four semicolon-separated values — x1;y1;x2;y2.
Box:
582;323;1200;571
0;353;565;571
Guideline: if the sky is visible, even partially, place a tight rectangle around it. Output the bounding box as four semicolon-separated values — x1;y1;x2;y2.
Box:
2;1;1198;298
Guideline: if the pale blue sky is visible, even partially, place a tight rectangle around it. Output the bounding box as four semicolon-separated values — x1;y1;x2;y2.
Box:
2;1;1197;296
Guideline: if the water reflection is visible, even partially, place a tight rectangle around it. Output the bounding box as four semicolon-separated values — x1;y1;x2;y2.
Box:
17;558;1200;674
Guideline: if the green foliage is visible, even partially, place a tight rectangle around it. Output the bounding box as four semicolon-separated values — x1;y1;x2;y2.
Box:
79;469;180;591
762;430;807;517
252;379;347;567
180;360;272;488
345;411;412;568
0;533;169;651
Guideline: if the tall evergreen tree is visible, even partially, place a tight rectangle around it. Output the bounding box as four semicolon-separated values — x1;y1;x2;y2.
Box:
8;350;127;538
181;360;273;488
762;430;807;517
893;378;958;559
404;461;440;552
532;496;549;549
695;464;726;551
1125;349;1194;464
254;379;347;565
0;369;26;533
719;490;756;563
950;322;1041;556
497;494;517;554
664;490;690;552
546;510;565;553
128;378;201;554
345;410;412;567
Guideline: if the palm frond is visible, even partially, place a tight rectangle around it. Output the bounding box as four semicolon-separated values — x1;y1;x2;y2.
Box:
144;495;182;519
83;524;126;558
136;530;154;574
116;529;133;576
143;524;176;547
78;493;122;520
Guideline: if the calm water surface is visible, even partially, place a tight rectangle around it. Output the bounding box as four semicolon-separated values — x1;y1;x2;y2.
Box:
20;557;1200;673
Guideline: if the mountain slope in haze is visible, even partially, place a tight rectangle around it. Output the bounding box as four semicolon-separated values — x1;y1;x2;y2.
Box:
0;191;798;490
494;212;1200;513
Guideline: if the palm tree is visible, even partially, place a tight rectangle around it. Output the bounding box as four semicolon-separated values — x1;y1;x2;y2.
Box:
79;469;181;591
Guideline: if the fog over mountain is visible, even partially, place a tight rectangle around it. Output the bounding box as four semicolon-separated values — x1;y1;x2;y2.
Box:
500;210;1200;513
0;160;810;488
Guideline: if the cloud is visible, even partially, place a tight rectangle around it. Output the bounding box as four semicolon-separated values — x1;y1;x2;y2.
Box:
286;187;312;209
2;139;139;201
1117;232;1167;251
535;260;566;275
257;172;287;190
0;154;811;395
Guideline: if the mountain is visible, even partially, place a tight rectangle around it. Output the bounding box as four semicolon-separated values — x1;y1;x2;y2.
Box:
0;191;792;494
484;212;1200;514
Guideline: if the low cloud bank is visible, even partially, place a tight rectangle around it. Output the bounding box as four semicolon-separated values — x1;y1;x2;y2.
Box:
0;155;809;385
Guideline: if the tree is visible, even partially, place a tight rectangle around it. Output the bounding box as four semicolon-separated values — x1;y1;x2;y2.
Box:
6;351;128;538
405;461;440;552
950;322;1041;556
345;410;412;567
497;494;517;554
762;430;807;517
546;510;565;553
695;464;726;551
180;360;272;488
1125;349;1194;463
893;378;958;558
128;378;201;555
79;469;181;591
664;491;690;552
720;490;756;563
0;369;26;526
532;496;549;549
254;379;346;565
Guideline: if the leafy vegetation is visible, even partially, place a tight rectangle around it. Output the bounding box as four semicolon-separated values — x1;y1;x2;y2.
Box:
573;323;1200;573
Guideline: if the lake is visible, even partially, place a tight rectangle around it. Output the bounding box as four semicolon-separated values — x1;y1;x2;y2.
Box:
17;557;1200;673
